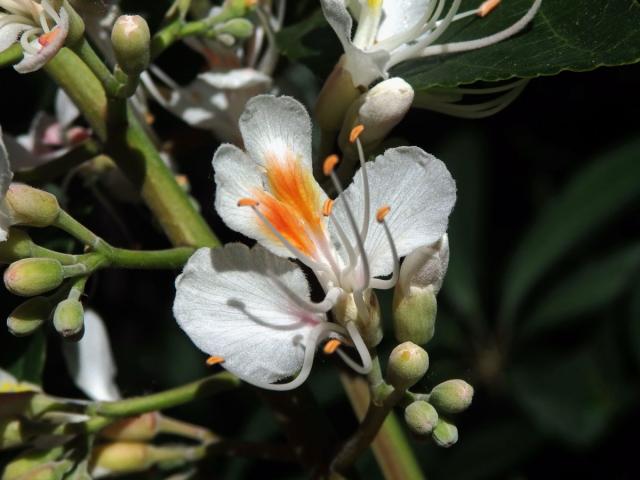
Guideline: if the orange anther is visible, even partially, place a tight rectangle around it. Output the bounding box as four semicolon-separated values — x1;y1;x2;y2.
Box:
478;0;501;17
323;339;342;355
237;197;259;207
206;356;225;366
323;155;340;176
376;205;391;222
38;27;62;47
322;199;334;217
349;125;365;143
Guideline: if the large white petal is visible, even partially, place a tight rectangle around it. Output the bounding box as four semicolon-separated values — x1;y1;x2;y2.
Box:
331;147;456;277
55;89;80;129
213;143;291;258
0;127;14;242
174;244;323;385
320;0;390;87
239;95;313;170
62;310;121;401
0;23;31;53
376;0;431;43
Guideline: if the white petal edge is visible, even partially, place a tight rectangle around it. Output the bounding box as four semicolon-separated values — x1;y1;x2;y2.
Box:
173;243;324;385
0;23;32;54
0;126;14;242
14;8;69;74
331;146;456;277
62;310;121;401
376;0;432;43
238;95;313;171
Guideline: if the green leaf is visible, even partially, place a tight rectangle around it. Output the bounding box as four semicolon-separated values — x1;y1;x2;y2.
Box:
628;281;640;370
499;138;640;327
393;0;640;89
521;243;640;338
0;330;47;385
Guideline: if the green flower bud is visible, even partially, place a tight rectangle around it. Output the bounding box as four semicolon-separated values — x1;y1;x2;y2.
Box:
392;285;437;345
59;0;85;45
432;417;458;448
404;401;438;436
2;460;73;480
0;418;26;450
4;258;64;297
386;342;429;390
216;18;254;41
100;413;159;442
0;229;33;263
333;290;381;347
4;185;60;228
429;379;474;414
1;447;65;480
7;297;52;337
53;299;84;339
111;15;151;75
90;442;153;477
315;56;361;133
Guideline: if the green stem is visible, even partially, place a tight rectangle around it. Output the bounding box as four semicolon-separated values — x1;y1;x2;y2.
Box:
157;415;218;443
106;246;195;269
72;39;120;97
55;210;111;252
339;374;424;480
90;373;240;417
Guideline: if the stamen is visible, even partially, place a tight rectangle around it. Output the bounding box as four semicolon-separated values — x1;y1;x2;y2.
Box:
478;0;501;17
355;136;371;246
323;339;341;354
370;210;400;290
336;321;372;374
323;154;339;176
349;124;365;144
20;27;41;55
38;9;49;32
322;199;334;217
40;0;61;25
376;205;390;222
268;270;342;314
237;197;259;207
206;356;225;366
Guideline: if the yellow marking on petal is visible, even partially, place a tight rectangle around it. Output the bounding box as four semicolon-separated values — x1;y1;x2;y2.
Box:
238;197;259;207
478;0;501;17
206;356;225;366
322;199;334;217
323;339;342;355
323;155;340;176
376;205;391;223
349;125;365;144
38;27;62;47
367;0;382;8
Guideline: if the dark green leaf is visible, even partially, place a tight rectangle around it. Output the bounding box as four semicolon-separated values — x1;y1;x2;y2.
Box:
521;243;640;338
1;330;47;385
394;0;640;89
499;138;640;327
628;281;640;370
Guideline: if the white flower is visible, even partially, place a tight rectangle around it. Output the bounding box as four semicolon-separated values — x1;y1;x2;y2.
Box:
62;310;121;401
174;243;371;390
175;95;454;390
0;126;14;241
321;0;542;87
0;0;69;73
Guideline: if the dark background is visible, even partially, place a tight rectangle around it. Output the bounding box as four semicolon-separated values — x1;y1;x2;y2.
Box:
1;1;640;478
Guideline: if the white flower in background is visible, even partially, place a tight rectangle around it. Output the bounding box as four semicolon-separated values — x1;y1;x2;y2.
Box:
0;0;69;73
62;309;121;401
320;0;542;87
174;95;455;390
142;0;285;143
1;126;14;242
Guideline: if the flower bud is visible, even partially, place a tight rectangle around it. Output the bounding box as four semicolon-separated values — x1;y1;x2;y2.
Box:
386;342;429;390
7;297;52;337
398;235;449;295
0;229;33;263
4;258;64;297
429;379;474;414
333;290;381;347
432;417;458;448
404;400;438;436
216;18;254;41
53;299;84;339
0;418;26;449
338;77;414;153
4;185;60;228
2;446;65;480
90;442;153;477
111;15;151;75
3;460;73;480
100;413;159;442
315;56;361;133
392;285;437;345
